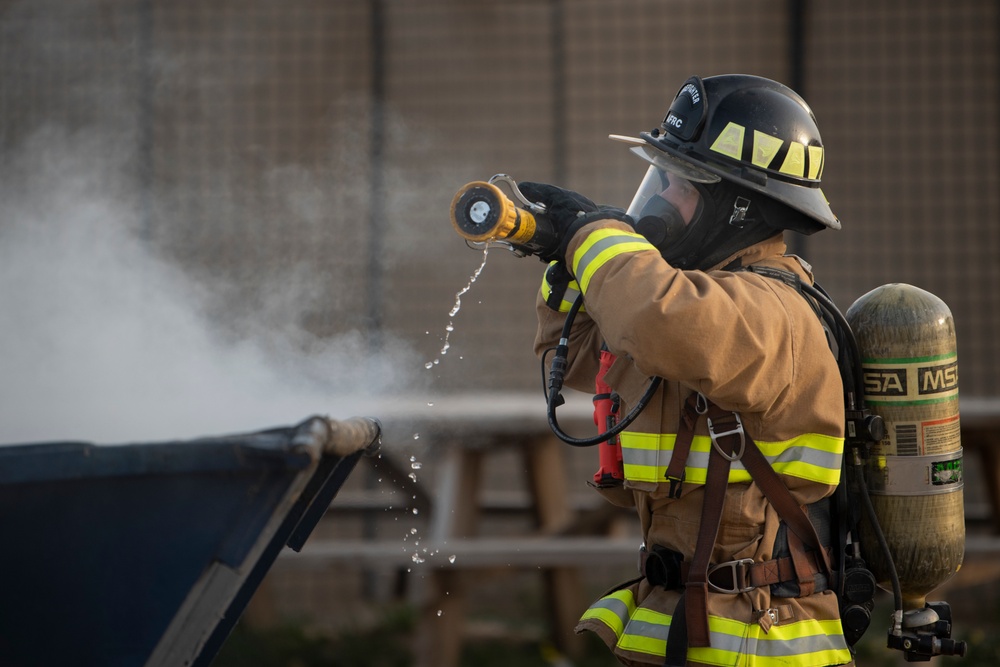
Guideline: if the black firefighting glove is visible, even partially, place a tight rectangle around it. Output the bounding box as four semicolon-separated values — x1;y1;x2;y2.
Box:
518;181;632;265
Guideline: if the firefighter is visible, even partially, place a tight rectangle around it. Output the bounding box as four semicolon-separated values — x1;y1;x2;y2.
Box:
525;74;854;666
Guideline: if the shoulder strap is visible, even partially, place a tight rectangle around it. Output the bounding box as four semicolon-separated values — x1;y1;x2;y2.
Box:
683;403;740;648
663;392;707;498
670;400;834;658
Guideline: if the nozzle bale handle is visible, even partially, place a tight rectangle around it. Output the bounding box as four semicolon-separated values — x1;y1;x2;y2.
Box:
450;181;559;257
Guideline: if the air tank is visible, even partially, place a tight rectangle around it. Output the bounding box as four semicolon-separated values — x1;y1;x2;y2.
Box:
846;283;964;611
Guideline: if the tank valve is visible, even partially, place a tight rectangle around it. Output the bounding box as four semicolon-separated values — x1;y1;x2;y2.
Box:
888;601;967;661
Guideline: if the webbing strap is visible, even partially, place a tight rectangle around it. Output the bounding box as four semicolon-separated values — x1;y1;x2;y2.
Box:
685;403;738;648
787;527;817;597
739;430;833;576
661;399;834;663
663;593;688;667
663;393;705;498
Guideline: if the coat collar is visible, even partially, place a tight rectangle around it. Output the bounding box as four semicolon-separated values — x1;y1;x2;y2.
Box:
707;234;787;272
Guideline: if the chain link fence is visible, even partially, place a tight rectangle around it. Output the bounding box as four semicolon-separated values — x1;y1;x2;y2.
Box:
1;0;996;404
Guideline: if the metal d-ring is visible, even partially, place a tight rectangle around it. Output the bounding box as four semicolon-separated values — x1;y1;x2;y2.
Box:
707;412;746;462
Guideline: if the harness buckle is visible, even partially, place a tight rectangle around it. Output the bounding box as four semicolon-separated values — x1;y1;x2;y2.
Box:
666;475;683;499
707;558;756;594
707;412;746;461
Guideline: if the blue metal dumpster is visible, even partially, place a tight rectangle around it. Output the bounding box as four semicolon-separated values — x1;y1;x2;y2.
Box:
0;415;380;667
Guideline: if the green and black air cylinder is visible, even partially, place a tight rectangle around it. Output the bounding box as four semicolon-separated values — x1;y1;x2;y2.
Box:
846;283;964;611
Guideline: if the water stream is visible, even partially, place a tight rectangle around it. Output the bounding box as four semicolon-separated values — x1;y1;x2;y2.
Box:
423;243;490;369
406;244;492;580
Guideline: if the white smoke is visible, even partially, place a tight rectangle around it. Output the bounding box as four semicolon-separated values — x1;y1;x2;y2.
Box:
0;123;422;445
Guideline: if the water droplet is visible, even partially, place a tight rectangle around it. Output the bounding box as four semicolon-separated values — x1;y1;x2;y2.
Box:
424;361;434;370
411;461;422;470
408;472;417;482
448;555;457;564
412;508;419;515
445;324;454;332
426;402;434;407
412;553;425;564
412;433;420;440
410;528;418;535
437;610;443;617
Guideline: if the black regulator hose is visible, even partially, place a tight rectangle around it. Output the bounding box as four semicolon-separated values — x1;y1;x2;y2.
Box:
543;294;662;447
853;457;904;613
805;281;905;616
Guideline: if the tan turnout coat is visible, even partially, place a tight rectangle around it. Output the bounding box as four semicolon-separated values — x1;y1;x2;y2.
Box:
535;221;853;667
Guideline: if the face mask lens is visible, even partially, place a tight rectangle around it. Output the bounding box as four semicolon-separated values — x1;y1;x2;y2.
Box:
660;174;702;225
628;166;703;251
627;166;668;219
628;166;702;225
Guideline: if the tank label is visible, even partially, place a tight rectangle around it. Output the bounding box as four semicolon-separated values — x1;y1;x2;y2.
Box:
932;457;963;487
921;414;963;455
862;353;958;405
882;414;961;456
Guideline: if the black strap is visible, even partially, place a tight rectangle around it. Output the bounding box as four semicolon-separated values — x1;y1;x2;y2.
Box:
744;264;803;291
663;594;689;667
543;262;571;310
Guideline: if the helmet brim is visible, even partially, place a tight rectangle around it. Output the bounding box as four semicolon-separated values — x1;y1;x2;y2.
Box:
610;133;841;232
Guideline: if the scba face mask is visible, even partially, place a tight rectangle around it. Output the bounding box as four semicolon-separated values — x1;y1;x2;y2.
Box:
627;162;782;270
627;164;706;255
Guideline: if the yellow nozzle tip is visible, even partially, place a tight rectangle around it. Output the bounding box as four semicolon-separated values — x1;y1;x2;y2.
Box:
450;181;514;242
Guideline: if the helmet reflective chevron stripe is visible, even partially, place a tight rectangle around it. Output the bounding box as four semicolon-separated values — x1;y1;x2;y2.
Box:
620;431;844;486
581;589;852;665
571;228;656;294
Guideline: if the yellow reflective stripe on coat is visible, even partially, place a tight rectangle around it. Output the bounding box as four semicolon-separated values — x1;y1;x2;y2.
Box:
620;431;844;486
572;228;656;294
581;588;852;666
540;267;584;313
